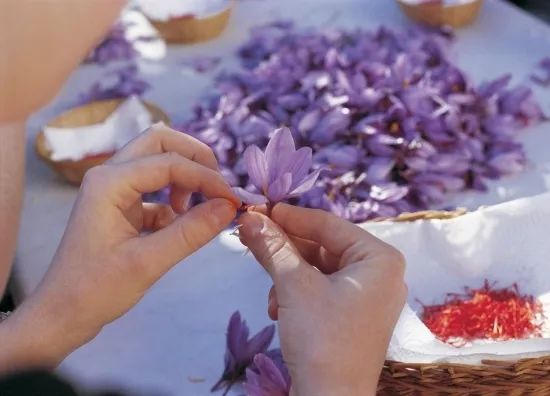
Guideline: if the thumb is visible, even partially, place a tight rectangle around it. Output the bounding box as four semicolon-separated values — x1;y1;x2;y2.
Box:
129;198;236;280
238;212;318;297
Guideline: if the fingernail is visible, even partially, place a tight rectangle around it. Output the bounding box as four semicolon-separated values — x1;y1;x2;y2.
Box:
239;213;264;238
211;199;235;227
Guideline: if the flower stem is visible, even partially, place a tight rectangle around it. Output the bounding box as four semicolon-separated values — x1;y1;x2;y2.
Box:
221;382;234;396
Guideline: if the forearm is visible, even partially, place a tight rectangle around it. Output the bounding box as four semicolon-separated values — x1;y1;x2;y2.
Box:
0;124;93;373
0;0;126;122
295;368;378;396
0;290;95;373
0;122;25;295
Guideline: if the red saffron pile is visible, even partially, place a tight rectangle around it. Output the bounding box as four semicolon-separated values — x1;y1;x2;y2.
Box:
421;281;543;345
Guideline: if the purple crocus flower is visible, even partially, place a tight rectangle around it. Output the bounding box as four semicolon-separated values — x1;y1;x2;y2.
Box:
78;65;150;105
181;55;222;74
244;353;291;396
232;127;321;206
85;22;137;65
212;312;276;395
531;57;550;87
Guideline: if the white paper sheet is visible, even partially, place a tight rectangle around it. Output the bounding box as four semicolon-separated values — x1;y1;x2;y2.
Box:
133;0;230;21
366;192;550;364
44;96;153;161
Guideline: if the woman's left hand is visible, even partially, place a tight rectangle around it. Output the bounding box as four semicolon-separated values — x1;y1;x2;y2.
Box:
0;124;239;370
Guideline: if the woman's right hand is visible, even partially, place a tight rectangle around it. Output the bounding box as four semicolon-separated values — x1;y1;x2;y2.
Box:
238;204;407;396
0;125;239;372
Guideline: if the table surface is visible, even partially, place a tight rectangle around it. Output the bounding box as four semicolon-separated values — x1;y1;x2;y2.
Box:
16;0;550;394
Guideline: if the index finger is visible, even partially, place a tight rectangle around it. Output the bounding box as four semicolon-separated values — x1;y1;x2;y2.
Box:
109;123;219;170
271;203;385;260
84;153;239;209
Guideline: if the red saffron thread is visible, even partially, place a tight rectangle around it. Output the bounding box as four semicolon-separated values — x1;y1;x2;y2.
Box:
419;280;543;346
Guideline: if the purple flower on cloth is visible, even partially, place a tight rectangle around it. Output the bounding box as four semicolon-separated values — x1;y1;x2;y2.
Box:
181;55;222;73
212;312;276;395
181;22;545;223
232;127;321;205
531;57;550;87
78;65;150;105
85;22;137;65
244;352;291;396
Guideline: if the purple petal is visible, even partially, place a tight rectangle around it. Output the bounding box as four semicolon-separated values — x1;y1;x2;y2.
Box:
370;184;409;203
226;312;249;359
244;145;268;190
318;145;362;170
478;74;512;98
286;147;313;189
265;128;295;181
245;325;276;360
232;187;268;205
297;109;321;134
267;173;293;202
366;158;396;184
483;115;515;137
244;354;290;396
289;169;321;197
309;107;351;144
488;151;525;175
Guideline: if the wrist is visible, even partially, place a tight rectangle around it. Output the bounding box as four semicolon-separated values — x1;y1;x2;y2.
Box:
0;288;100;372
293;364;377;396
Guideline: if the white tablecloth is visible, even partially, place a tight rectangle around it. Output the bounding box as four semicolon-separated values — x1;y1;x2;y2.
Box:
17;0;550;394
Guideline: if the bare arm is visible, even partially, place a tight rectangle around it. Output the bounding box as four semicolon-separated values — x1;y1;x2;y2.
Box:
0;0;126;122
0;1;125;295
0;123;25;295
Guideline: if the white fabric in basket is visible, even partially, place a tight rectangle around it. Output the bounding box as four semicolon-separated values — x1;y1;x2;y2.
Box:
44;96;152;162
133;0;230;21
365;192;550;364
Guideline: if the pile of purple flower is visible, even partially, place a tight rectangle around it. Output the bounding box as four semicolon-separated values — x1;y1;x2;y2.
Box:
182;21;545;222
85;22;138;65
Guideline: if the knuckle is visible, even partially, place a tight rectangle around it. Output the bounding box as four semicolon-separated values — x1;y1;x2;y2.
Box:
127;248;156;283
313;208;335;229
256;233;287;265
81;165;111;189
164;151;180;162
194;139;213;156
382;246;407;281
177;215;218;252
147;124;165;139
199;144;217;164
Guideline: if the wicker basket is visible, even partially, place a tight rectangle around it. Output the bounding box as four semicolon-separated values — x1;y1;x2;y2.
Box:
396;0;483;28
35;98;169;185
148;2;232;44
377;209;550;395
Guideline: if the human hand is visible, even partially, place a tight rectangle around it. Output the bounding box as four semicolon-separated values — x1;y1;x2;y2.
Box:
238;204;407;396
1;124;239;369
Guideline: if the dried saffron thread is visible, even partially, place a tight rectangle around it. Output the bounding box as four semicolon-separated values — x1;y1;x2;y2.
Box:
419;280;543;346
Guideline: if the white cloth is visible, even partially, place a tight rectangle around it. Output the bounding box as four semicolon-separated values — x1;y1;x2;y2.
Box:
365;192;550;364
44;96;153;162
133;0;230;21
